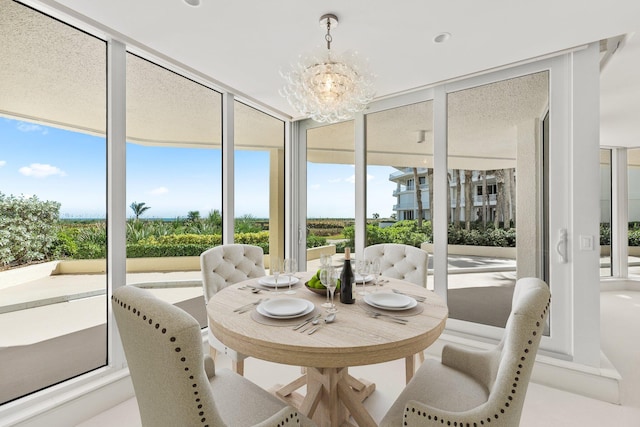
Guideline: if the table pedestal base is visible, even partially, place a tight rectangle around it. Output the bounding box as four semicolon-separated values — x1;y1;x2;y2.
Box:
273;367;376;427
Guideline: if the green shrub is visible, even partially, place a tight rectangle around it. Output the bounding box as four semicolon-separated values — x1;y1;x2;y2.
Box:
628;228;640;246
126;243;211;258
600;223;611;246
51;229;79;258
307;234;327;248
0;192;60;267
75;243;107;259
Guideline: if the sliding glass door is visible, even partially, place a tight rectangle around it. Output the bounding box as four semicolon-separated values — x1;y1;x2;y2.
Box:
445;71;549;329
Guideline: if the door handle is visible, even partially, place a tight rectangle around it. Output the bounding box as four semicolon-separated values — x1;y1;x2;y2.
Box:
556;228;568;263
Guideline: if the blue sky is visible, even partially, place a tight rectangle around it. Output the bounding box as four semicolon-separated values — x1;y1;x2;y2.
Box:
0;118;397;219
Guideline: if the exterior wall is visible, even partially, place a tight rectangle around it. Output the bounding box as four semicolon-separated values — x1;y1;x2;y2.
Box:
420;242;516;259
390;167;499;222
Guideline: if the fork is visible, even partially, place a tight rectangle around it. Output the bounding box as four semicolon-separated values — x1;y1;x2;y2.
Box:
392;289;426;302
362;307;408;324
365;311;408;324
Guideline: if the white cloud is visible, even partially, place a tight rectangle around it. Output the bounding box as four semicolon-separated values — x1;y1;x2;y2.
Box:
17;122;48;135
0;160;6;167
328;178;342;184
310;184;321;190
150;187;169;195
19;163;66;178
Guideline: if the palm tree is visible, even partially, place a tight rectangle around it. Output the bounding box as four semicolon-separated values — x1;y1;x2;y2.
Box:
187;210;201;222
130;201;151;221
464;170;473;231
412;168;423;227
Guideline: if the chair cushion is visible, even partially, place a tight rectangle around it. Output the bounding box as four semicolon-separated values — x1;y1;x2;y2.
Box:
379;359;489;427
211;368;314;426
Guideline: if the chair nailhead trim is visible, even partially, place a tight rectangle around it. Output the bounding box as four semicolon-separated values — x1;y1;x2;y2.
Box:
403;298;551;426
111;293;213;425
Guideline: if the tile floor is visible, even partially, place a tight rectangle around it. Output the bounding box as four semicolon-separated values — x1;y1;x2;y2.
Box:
76;291;640;427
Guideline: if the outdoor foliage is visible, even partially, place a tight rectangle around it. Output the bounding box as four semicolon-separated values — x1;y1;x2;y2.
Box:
600;223;611;246
308;219;351;237
0;192;60;267
5;195;638;269
307;234;328;248
447;225;516;247
235;214;264;233
341;220;516;251
628;223;640;246
341;220;433;251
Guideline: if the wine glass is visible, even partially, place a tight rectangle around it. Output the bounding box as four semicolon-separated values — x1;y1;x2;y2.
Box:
356;259;370;295
319;256;332;308
283;258;297;295
319;266;333;308
320;253;329;268
370;259;381;292
323;266;338;313
270;257;283;295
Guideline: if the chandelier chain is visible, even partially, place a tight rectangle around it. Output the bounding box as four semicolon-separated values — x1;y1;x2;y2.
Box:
325;18;332;50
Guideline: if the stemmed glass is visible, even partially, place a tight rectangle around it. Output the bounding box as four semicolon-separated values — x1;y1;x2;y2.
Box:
320;255;332;308
370;259;381;292
283;258;297;295
356;259;370;295
270;258;283;295
321;266;338;313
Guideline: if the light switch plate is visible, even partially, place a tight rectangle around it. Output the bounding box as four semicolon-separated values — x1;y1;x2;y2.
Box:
579;235;594;251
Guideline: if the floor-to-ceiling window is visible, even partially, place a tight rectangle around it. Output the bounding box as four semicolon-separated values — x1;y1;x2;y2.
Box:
234;101;286;270
628;148;640;276
600;149;613;277
0;0;107;404
365;101;434;288
445;71;549;328
125;53;222;326
306;121;355;270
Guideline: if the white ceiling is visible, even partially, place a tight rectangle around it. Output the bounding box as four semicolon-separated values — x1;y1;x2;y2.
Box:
22;0;640;147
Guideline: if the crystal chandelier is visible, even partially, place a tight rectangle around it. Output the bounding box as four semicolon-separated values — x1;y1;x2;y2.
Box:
280;14;375;123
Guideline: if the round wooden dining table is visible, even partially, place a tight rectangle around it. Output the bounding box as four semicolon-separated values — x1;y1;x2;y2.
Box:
206;271;448;427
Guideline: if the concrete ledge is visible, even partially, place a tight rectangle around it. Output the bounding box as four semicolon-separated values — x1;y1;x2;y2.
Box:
306;244;337;260
56;257;201;274
421;242;516;259
0;262;59;290
0;289;105;315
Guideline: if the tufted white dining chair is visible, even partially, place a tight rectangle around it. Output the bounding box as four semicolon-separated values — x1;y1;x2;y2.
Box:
363;243;429;288
200;244;266;376
363;243;429;382
379;277;551;427
113;285;315;427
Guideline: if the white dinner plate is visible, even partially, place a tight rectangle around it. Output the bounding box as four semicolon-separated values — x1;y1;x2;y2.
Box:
364;292;417;311
260;298;308;316
257;299;314;319
258;275;300;287
355;274;375;283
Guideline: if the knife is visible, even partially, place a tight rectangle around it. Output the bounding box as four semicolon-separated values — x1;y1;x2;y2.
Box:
293;314;321;330
233;298;264;313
